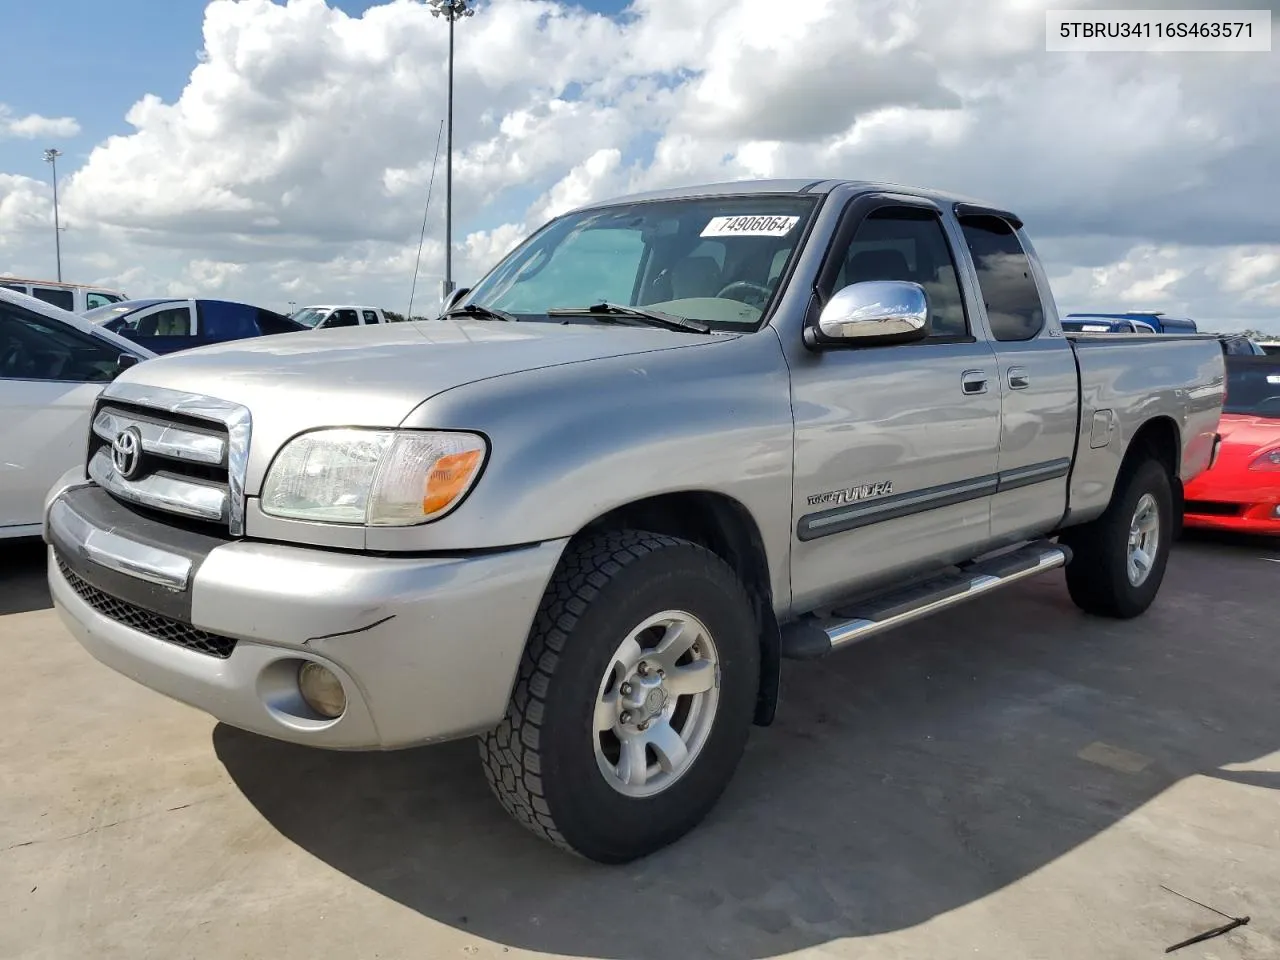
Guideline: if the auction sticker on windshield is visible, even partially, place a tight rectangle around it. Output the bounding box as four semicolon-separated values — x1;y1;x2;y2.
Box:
701;215;799;238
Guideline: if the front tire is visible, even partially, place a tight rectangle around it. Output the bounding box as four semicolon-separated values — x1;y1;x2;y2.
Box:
1060;457;1173;619
479;531;760;863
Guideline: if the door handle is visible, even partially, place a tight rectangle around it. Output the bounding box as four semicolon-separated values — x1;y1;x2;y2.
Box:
961;370;988;395
1008;366;1030;390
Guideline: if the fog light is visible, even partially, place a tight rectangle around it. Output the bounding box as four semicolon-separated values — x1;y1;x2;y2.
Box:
298;662;346;719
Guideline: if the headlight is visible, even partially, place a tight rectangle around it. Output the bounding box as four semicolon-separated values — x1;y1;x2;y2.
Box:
260;428;487;526
1249;448;1280;472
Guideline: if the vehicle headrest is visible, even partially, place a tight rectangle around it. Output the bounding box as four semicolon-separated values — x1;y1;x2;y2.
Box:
845;249;913;284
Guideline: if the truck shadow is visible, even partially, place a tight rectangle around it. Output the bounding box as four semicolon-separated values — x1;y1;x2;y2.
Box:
0;538;52;616
214;543;1278;959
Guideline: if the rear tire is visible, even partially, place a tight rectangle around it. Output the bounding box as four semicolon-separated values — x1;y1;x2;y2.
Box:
479;530;759;863
1060;457;1173;619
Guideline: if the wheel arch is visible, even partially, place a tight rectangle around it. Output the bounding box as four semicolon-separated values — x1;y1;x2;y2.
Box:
1125;414;1181;479
574;490;782;727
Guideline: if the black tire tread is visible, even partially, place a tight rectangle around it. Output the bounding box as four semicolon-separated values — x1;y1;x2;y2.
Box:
1060;456;1171;619
478;529;704;856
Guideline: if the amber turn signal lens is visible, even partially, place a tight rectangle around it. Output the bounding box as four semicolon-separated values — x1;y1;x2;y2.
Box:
423;449;484;514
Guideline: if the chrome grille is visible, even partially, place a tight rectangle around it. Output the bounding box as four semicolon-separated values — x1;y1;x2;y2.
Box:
57;557;238;659
86;383;251;535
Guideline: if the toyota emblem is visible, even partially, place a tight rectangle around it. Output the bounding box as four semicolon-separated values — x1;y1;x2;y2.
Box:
111;426;143;480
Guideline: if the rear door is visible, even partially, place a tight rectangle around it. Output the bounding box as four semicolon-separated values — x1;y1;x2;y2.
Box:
788;195;1002;610
0;301;123;533
955;213;1077;543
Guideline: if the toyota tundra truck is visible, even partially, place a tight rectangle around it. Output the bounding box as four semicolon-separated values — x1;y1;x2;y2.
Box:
43;179;1225;864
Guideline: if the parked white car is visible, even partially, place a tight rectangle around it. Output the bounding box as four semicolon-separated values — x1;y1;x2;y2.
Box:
0;277;130;314
0;287;153;539
290;304;387;328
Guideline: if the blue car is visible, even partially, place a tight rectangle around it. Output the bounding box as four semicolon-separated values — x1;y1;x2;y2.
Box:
1064;311;1198;334
82;297;307;354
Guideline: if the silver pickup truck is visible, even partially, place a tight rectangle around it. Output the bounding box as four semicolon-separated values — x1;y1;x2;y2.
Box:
44;179;1224;864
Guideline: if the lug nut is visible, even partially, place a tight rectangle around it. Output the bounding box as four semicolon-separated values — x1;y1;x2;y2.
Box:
620;682;633;695
637;661;650;676
656;669;665;679
638;720;649;731
620;711;633;724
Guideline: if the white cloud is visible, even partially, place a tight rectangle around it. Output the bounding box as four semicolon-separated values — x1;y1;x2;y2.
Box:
0;0;1275;332
0;105;81;140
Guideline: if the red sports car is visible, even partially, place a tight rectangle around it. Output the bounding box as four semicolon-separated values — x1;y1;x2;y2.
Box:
1183;355;1280;535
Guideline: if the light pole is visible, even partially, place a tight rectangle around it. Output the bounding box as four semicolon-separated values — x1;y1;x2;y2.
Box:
42;148;63;282
428;0;475;305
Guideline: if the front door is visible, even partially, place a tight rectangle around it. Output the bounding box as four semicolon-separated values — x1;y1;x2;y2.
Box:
115;301;197;354
788;197;1003;612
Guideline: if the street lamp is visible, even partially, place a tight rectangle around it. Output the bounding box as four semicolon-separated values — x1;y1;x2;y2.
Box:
42;148;63;282
427;0;475;304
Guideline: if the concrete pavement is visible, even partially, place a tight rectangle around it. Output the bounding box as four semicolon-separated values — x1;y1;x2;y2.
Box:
2;532;1278;960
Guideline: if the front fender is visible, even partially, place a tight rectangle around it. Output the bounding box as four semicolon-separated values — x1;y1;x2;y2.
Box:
379;331;796;606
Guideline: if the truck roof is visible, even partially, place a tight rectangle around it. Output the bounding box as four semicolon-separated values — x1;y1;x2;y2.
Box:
569;179;1021;225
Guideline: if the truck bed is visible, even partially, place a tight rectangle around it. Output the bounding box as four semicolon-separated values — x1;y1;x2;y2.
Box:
1063;333;1225;526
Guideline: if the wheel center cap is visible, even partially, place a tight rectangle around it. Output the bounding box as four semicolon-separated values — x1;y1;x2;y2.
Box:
623;675;667;722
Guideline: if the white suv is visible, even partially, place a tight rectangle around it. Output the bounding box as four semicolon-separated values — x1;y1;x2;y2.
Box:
0;277;129;314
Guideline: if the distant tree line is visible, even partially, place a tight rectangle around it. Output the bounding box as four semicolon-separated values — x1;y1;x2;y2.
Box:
382;310;435;323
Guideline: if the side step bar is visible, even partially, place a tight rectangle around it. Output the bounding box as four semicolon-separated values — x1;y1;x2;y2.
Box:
780;539;1071;660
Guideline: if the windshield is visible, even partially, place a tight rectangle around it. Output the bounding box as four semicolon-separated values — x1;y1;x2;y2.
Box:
1224;358;1280;418
463;195;820;330
291;308;330;328
83;303;140;325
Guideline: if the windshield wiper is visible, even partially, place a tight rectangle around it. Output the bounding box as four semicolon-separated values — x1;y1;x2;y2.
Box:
440;303;519;323
546;302;711;334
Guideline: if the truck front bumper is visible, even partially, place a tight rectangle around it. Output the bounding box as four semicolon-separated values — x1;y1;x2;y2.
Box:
46;484;567;750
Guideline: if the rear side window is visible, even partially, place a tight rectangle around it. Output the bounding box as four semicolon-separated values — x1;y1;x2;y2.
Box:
1;282;27;293
959;216;1045;342
31;286;75;312
361;310;379;324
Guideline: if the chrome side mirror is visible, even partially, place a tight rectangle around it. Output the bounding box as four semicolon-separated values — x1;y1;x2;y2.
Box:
811;280;929;346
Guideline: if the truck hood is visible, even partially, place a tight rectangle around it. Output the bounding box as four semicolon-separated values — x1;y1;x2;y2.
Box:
112;316;732;430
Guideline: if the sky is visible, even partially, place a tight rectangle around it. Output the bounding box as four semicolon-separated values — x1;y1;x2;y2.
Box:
0;0;1277;332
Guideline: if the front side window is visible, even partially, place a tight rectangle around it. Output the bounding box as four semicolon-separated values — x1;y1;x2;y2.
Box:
959;215;1046;342
326;309;359;328
124;306;191;337
825;205;970;340
86;292;123;309
0;302;121;382
31;286;76;312
465;195;819;330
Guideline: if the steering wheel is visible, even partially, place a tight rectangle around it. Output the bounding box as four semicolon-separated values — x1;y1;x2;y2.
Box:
715;280;772;308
